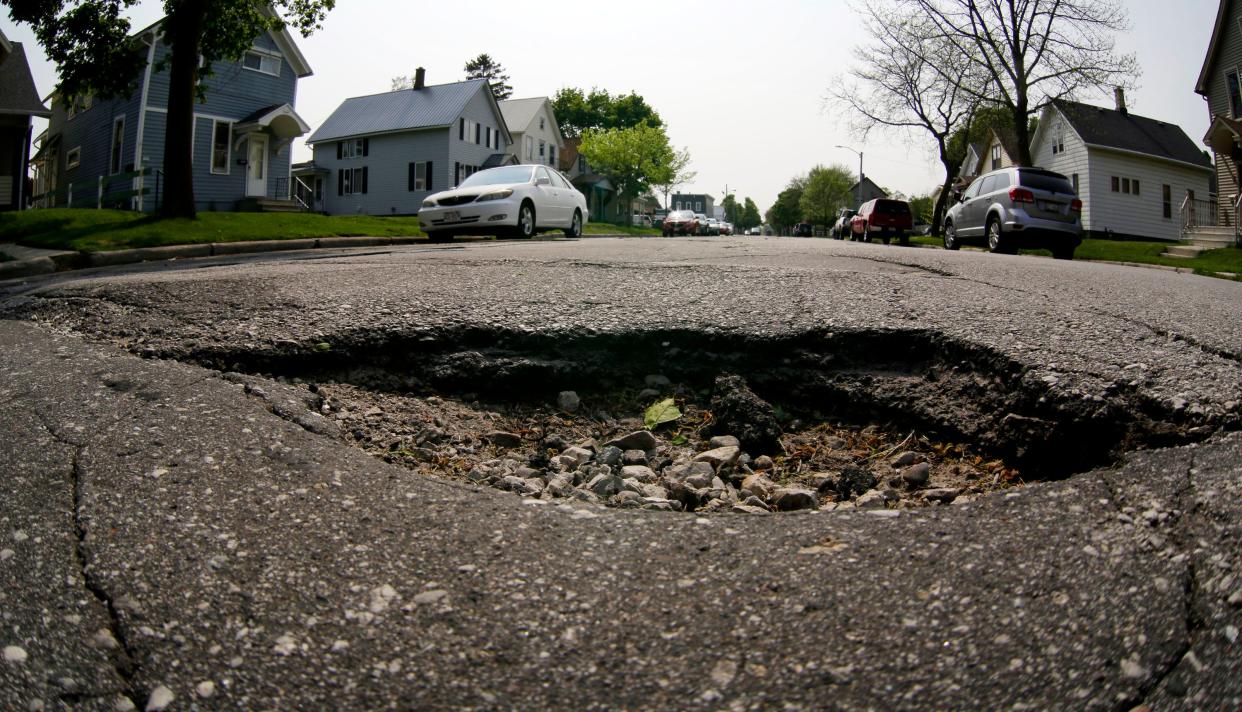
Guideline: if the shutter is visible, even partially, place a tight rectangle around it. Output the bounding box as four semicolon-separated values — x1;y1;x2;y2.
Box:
408;163;415;192
455;162;460;186
426;161;432;191
337;169;343;196
337;142;342;160
363;138;369;156
362;166;369;194
459;118;465;140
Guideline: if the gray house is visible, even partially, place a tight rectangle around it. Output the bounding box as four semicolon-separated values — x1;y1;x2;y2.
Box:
0;27;50;211
671;193;714;215
306;70;512;216
845;176;888;210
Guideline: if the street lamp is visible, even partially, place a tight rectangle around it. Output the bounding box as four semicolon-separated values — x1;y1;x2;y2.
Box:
836;145;863;210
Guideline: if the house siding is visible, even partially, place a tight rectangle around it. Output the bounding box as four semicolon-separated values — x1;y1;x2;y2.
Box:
450;87;508;183
509;103;563;167
1205;0;1242;203
1032;108;1091;224
315;127;451;215
1085;149;1211;241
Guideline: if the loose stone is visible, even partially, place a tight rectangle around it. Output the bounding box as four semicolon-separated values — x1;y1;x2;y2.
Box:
596;446;624;467
3;645;27;663
920;488;960;503
740;474;776;501
771;487;818;511
484;431;523;448
902;463;932;487
557;391;581;412
561;446;594;467
145;686;175;711
855;490;889;509
604;430;659;451
752;455;774;471
891;451;921;468
621;465;658;483
694;446;741;470
622;449;648;466
709;435;740;449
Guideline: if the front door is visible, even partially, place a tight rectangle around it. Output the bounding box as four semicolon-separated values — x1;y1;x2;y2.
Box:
246;135;268;197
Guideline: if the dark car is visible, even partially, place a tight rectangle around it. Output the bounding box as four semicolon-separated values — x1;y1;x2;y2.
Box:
943;166;1082;259
662;210;700;236
850;199;914;245
792;222;814;237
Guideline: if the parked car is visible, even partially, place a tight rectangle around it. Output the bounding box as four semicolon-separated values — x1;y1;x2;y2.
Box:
662;209;699;236
942;166;1082;259
695;213;712;235
792;222;813;237
832;208;857;240
420;164;587;240
850;199;914;245
632;213;652;228
719;222;733;236
705;218;721;235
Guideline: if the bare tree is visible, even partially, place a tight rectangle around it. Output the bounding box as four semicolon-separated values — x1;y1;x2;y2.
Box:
831;4;984;234
650;147;696;210
902;0;1139;166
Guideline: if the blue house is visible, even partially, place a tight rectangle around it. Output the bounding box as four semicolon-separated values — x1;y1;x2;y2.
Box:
305;69;512;216
32;11;312;212
0;27;50;211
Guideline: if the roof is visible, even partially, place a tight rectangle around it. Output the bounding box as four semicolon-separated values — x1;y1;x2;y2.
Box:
0;36;51;117
1197;0;1232;95
848;176;888;196
308;79;498;144
1052;99;1212;169
128;7;313;78
992;127;1021;161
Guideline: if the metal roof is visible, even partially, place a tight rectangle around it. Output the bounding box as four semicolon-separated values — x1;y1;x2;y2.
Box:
307;80;489;144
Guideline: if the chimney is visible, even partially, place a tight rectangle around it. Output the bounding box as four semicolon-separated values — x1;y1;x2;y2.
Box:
1114;86;1127;115
413;67;426;90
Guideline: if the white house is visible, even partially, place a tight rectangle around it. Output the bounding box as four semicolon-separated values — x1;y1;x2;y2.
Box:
1030;92;1212;241
498;97;563;168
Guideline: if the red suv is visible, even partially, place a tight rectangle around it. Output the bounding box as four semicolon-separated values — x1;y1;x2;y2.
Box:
662;210;699;237
850;199;914;245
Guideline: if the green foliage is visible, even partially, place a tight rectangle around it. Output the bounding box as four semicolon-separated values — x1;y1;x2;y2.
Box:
578;124;674;215
649;147;695;208
740;198;762;229
766;182;806;232
464;53;513;101
908;195;935;222
643;398;682;430
945;105;1014;169
799;164;856;227
551;87;663;138
721;194;741;225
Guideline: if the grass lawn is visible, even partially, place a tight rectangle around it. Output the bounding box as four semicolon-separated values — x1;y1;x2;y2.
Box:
1;209;426;252
583;222;661;236
910;234;1241;279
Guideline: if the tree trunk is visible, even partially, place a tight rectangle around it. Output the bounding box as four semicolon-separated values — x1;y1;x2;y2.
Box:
1012;92;1032;167
159;0;207;219
932;142;957;236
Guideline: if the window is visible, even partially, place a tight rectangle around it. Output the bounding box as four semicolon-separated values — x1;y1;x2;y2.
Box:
1121;178;1131;193
1111;176;1120;192
578;155;587;174
539;117;545;131
1113;176;1140;195
1052;121;1065;154
211;120;231;175
526;136;534;160
459;118;465;141
486;126;492;149
1132;180;1140;196
474;122;481;144
408;161;433;191
549;146;556;168
339;138;368;159
242;50;281;76
65;94;93;120
337;166;368;195
696;201;702;211
66;146;81;170
539;140;546;159
1229;71;1242;118
675;201;682;210
1162;184;1172;219
110;117;125;175
991;145;1002;170
1071;173;1079;194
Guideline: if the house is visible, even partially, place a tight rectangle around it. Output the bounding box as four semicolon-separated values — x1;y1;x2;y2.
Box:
0;27;50;211
845;176;888;210
31;12;313;212
982;127;1020;174
671;193;715;216
499;97;563;168
1030;92;1212;241
955;141;986;190
306;70;512;216
560;136;615;222
1196;0;1242;246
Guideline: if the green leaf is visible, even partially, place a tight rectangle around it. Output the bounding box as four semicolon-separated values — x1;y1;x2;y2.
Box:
670;434;688;446
313;342;332;352
644;398;681;430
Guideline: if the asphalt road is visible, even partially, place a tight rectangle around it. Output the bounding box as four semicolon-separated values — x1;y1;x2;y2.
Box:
1;236;1240;710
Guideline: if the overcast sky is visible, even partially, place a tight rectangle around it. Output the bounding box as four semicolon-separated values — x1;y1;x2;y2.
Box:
3;0;1222;213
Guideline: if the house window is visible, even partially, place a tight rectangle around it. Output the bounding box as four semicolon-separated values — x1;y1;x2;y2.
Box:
459;118;465;141
66;146;81;170
110;117;125;175
1132;180;1140;196
1229;71;1242;118
65;94;93;120
340;138;370;159
578;155;586;174
1071;173;1079;194
338;166;367;195
242;49;281;76
1121;178;1130;194
211;120;231;175
1111;176;1120;192
539;140;545;159
1052;121;1065;154
1162;184;1172;219
526;136;534;161
991;145;1002;170
696;201;702;211
539;117;545;131
549;145;556;167
408;161;432;191
486;126;492;149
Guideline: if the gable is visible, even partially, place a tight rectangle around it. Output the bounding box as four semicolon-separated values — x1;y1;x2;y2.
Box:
1197;0;1234;95
1054;99;1211;170
308;80;492;143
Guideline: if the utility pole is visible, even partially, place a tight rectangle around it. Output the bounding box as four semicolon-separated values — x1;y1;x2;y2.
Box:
835;145;864;209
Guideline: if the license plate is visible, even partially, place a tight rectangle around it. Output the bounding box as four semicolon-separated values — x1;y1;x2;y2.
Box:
445;211;460;222
1038;201;1058;212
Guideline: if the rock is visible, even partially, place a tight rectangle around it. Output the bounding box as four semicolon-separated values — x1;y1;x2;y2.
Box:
3;645;27;663
919;487;960;503
855;489;889;509
145;686;175;711
596;446;624;467
771;487;818;511
694;446;741;470
612;490;643;507
732;503;771;515
587;473;624;497
484;431;523;448
623;449;648;466
902;462;932;487
557;391;581;412
811;474;837;494
665;461;714;481
621;478;645;494
709;374;783;455
605;430;659;451
413;589;448;605
709;435;741;449
835;465;877;499
541;434;568;452
621;465;658;483
640;483;670;500
551;454;578;471
740;474;776;501
890;451;920;468
561;446;594;467
684;472;713;490
645;374;672;387
742;495;771;511
752;455;774;471
824;436;848;450
638;388;660;400
642;498;682;512
522;478;546;496
497;475;530;493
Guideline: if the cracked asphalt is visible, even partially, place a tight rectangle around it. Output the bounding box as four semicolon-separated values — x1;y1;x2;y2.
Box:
1;236;1240;710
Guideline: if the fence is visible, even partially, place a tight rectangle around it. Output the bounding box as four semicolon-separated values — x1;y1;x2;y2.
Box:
32;168;151;210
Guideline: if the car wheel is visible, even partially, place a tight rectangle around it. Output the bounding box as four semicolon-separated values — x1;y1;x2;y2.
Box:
898;232;909;247
861;222;871;243
564;210;582;238
516;202;536;239
1052;245;1076;260
986;217;1010;254
943;221;960;250
881;233;891;245
426;231;453;243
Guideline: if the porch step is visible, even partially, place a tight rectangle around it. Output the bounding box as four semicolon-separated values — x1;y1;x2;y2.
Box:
1183;225;1236;248
235;198;305;213
1162;244;1209;259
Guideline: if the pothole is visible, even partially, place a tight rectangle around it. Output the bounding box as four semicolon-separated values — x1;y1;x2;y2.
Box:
170;327;1214;515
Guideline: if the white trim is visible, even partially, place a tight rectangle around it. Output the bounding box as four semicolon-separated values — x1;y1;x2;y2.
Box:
133;31;157;208
210;120;232;175
109;115;126;175
66;146;81;170
145;106;167;114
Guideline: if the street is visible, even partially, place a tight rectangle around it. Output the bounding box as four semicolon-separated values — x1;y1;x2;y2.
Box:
2;236;1240;710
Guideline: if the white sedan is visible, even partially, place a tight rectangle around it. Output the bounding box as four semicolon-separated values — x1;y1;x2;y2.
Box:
419;165;588;240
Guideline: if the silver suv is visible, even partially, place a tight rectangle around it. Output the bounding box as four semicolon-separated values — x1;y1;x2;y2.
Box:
943;167;1083;259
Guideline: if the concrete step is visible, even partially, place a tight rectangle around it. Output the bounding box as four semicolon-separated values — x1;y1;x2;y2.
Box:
1163;245;1208;259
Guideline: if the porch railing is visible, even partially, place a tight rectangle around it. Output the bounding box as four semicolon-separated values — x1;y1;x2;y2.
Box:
1180;196;1221;236
31;168;151;210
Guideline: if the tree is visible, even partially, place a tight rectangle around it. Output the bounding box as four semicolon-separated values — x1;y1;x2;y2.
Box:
464;53;513;101
766;176;808;233
5;0;335;219
650;147;695;209
720;194;740;225
908;194;934;223
800;165;855;230
901;0;1138;166
740;198;761;230
832;2;984;236
551;87;662;138
578;124;674;224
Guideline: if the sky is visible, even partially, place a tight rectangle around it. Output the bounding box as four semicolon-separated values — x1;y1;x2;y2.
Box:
1;0;1223;214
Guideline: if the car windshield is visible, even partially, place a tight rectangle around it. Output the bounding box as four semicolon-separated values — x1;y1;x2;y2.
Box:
874;200;910;214
670;211;694;219
459;166;534;188
1019;170;1075;195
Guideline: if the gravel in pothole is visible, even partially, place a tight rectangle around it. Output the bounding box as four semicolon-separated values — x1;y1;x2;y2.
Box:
309;374;1024;514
